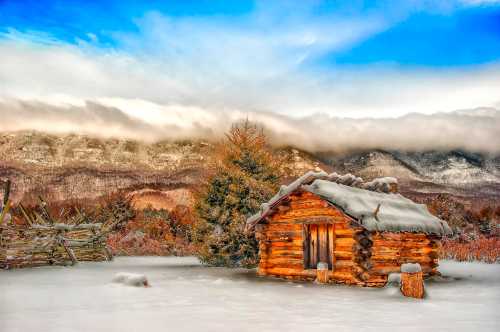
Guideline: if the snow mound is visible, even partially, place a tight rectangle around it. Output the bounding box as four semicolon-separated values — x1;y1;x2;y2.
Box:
362;177;398;193
401;263;422;273
112;272;149;287
387;273;402;285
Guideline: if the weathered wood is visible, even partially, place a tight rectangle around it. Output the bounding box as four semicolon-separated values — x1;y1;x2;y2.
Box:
0;199;133;269
58;237;78;265
329;224;335;269
371;255;434;264
261;257;304;265
334;250;353;259
38;196;55;225
265;223;302;232
260;250;303;258
309;224;318;268
318;224;329;265
0;201;11;225
255;190;442;287
401;271;424;299
302;224;309;269
19;204;35;226
3;180;11;206
336;238;355;246
264;231;303;240
316;262;329;283
335;228;354;237
371;263;436;275
266;239;303;246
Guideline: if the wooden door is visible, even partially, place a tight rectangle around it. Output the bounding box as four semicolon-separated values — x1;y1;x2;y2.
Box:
303;224;335;270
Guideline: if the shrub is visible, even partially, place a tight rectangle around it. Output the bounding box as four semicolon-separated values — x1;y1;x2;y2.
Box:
107;206;196;256
439;235;500;263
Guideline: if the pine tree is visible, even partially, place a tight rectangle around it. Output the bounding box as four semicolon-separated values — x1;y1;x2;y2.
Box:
193;120;281;267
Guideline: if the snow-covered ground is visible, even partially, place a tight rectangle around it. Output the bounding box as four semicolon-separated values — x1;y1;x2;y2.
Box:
0;257;498;332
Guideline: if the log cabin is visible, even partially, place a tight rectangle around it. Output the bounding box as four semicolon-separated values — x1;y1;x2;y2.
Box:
246;171;452;287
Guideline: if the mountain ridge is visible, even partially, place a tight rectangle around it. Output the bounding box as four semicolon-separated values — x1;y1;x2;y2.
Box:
0;131;498;205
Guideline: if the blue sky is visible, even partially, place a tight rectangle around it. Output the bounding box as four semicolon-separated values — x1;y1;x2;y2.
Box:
0;0;499;118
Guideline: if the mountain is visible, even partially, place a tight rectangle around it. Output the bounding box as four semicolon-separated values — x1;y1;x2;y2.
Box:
0;131;322;204
0;131;499;206
320;149;500;198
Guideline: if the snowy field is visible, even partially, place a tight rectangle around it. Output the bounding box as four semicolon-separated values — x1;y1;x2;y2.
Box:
0;257;499;332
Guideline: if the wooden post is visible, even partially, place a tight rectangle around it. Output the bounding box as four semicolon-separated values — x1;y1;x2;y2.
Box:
3;180;11;206
59;237;78;266
400;263;424;299
316;262;329;283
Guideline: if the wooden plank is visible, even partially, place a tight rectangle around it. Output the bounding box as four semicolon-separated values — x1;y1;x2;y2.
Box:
335;228;354;237
260;253;303;260
318;224;329;266
264;248;304;256
264;231;303;239
302;224;309;269
265;224;303;232
336;238;355;246
261;267;357;282
260;257;304;265
334;250;353;259
271;209;350;222
59;238;78;266
372;241;430;249
265;239;303;246
329;224;336;270
309;224;318;269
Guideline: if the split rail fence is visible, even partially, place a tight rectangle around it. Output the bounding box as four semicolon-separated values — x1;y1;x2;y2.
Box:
0;180;132;269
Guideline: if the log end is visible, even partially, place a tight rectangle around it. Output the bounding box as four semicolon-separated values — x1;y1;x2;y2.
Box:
400;268;425;299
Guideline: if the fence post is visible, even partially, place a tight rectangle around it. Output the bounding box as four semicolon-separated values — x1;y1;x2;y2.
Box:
400;263;424;299
316;262;329;283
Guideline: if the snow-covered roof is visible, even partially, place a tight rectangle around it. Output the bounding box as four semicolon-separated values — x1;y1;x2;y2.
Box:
246;171;452;236
245;170;328;228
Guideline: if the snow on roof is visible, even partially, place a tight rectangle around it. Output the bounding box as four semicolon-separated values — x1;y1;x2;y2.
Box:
245;170;328;228
246;172;452;236
304;180;451;236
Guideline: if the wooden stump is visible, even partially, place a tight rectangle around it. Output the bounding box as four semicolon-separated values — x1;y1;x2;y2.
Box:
316;262;329;284
400;263;424;299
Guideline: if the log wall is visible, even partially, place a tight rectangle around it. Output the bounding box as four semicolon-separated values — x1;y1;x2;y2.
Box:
371;232;440;276
257;191;365;285
256;191;440;287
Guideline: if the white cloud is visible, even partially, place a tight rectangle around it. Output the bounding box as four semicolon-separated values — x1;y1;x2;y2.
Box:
460;0;500;6
1;98;499;153
0;2;499;122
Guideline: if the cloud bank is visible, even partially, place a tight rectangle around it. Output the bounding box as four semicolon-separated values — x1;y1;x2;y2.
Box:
1;1;499;154
1;4;500;118
1;98;499;153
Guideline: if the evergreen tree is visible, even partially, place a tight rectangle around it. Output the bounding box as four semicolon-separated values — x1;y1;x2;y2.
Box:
193;120;281;267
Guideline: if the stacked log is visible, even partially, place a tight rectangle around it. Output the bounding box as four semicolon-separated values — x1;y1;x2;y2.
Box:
254;190;441;287
0;223;110;269
257;191;363;284
371;232;440;276
352;229;373;282
258;192;339;281
331;224;360;285
0;186;132;269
